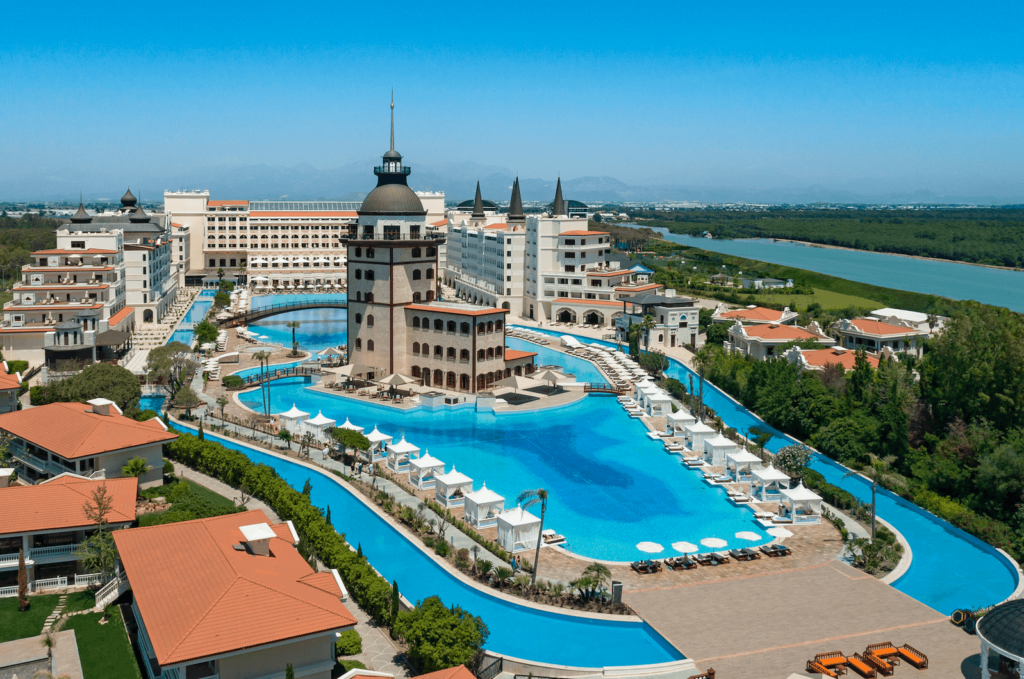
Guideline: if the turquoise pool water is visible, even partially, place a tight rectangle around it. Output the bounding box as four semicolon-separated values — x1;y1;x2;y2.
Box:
248;294;348;352
165;290;216;346
139;394;166;412
172;422;685;668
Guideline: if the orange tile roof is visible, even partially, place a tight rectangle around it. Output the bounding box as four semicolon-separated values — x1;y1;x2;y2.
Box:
552;298;622;307
586;270;630;278
614;283;662;292
107;306;135;327
114;510;356;666
207;200;250;207
0;363;21;391
504;349;538;361
431;219;448;227
405;304;506;317
22;266;115;272
31;249;119;256
484;223;508;230
0;327;50;334
0;402;177;459
846;318;922;337
0;476;137;536
718;306;786;322
740;325;821;341
800;348;880;370
560;230;608;236
417;666;476;679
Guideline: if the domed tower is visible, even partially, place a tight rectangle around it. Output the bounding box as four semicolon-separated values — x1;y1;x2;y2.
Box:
348;96;443;378
120;187;138;212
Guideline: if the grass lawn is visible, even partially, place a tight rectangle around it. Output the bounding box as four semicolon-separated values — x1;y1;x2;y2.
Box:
64;609;142;679
750;287;882;312
64;590;96;613
181;479;236;508
0;593;59;642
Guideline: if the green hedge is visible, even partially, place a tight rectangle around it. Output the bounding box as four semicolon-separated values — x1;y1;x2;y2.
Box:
164;432;425;626
221;375;245;389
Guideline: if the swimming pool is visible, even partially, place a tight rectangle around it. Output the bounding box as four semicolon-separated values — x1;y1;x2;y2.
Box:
165;290;216;346
139;394;166;412
173;422;686;668
248;294;348;352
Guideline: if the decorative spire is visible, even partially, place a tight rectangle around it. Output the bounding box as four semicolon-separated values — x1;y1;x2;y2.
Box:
121;187;137;209
508;177;524;221
552;177;565;217
70;193;92;223
130;193;150;222
471;180;485;218
390;90;395;153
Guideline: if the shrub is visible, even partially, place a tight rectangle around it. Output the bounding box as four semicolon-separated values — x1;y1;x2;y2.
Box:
335;629;362;656
222;375;245;389
434;540;451;558
163;459;174;475
394;595;488;673
6;360;28;374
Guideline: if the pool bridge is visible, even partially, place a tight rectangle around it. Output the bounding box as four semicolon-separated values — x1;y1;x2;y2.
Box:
225;365;323;389
219;299;348;326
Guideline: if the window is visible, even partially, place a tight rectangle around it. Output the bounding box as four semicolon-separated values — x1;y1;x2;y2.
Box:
355;313;362;324
434;345;443;358
487;348;494;359
495;320;503;330
477;323;485;335
71;241;85;249
412;366;421;377
447;347;456;359
366;269;375;281
565;265;575;272
477;349;485;360
355;338;362;350
355;269;362;280
564;252;576;258
678;321;687;328
507;263;512;269
412;316;421;328
413;342;420;354
426;247;436;256
413;269;422;280
426;268;434;279
367;248;375;258
495;346;503;357
413;292;422;303
412;247;422;258
355;247;362;257
367;340;374;351
460;322;470;334
426;290;434;301
487;321;494;333
434;319;443;331
564;239;576;245
366;292;374;303
366;314;374;327
460;349;470;360
447;320;456;332
209;259;216;267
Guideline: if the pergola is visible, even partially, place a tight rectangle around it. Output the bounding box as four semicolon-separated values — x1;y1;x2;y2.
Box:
464;484;505;529
497;506;541;554
434;467;473;509
703;433;738;466
750;464;791;502
364;426;393;462
780;482;823;523
978;598;1024;678
278;404;309;436
726;450;764;481
303;410;336;442
409;452;445;490
665;409;696;436
684;421;716;451
386;436;419;474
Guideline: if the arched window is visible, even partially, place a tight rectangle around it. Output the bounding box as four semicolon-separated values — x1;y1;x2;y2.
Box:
355;338;362;350
434;345;443;358
412;366;421;377
477;349;485;360
426;290;435;301
355;269;362;280
412;247;422;258
477;375;486;390
496;320;504;330
355;313;362;324
366;270;375;281
477;323;485;335
423;366;432;384
447;372;456;388
356;291;362;301
413;292;422;302
487;321;494;333
412;316;421;328
367;248;375;258
413;342;420;354
426;268;434;279
487;348;494;359
434;369;444;384
514;365;522;376
366;292;374;303
367;340;374;351
460;349;469;360
355;247;362;257
367;314;374;328
413;269;422;280
658;334;663;342
427;247;436;256
434;319;443;331
460;374;470;390
460;322;470;334
447;320;456;332
495;346;503;357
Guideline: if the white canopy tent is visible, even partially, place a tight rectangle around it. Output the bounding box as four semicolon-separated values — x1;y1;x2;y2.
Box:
751;464;791;502
434;466;473;509
726;450;764;481
277;404;309;435
364;426;393;462
704;434;739;466
559;335;583;349
408;452;445;490
303;410;336;441
463;484;505;529
644;390;672;417
685;421;717;452
496;506;542;554
780;482;823;523
665;408;697;436
338;418;364;433
386;436;420;473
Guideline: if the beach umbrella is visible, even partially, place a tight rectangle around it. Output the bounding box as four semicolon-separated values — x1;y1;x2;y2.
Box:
533;369;566;393
735;531;761;542
378;373;417;387
636;541;663;554
671;541;698;554
766;527;793;539
494;374;543;395
700;537;728;550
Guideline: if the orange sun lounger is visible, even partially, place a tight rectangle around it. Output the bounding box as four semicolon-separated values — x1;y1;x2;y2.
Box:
897;644;929;669
814;650;849;673
846;653;877;678
807;660;842;677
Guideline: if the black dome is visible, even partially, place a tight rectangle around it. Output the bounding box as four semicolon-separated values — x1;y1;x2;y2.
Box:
457;199;497;209
979;599;1024;657
70;202;92;223
121;188;137;208
129;204;150;222
383;149;402;160
359;183;426;215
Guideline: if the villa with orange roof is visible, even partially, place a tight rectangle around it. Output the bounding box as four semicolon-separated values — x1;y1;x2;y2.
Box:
0;475;137;593
114;510;356;679
710;303;798;326
0;398;176;487
725;320;835;360
0;360;22;414
831;317;928;357
783;345;884;372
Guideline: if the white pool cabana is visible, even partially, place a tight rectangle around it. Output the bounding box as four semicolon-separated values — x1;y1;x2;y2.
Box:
497;506;542;554
750;464;791;502
365;426;393;462
386;436;420;474
644;389;673;417
277;404;309;436
463;484;505;529
338;417;365;434
409;451;445;490
665;408;697;436
434;466;473;509
702;432;735;466
780;482;823;523
725;449;763;481
684;421;716;451
303;410;336;442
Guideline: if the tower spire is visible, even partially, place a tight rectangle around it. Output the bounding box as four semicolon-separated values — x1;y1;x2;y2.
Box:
471;180;485;219
552;176;565;217
390;90;395;153
508;176;524;221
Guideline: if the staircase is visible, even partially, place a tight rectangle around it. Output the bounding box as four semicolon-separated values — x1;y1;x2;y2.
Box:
94;570;129;610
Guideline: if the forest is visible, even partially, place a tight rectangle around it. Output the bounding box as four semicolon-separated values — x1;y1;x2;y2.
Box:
0;214;59;288
629;207;1024;268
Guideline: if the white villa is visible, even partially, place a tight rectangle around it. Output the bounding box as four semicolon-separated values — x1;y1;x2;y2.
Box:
711;304;798;326
684;421;716;452
725;320;834;361
725;450;763;482
409;452;444;490
497;506;541;554
464;484;504;529
304;411;336;441
665;408;696;436
435;467;473;509
831;317;928;358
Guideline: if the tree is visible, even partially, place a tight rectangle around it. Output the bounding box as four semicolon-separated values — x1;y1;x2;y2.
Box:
302;478;312;497
198;421;205;441
583;561;611;595
40;616;67;663
75;484;119;582
285;663;294;679
55;363;142;411
748;425;774;459
300;432;317;459
516;488;548;584
146;342;198;398
174;388;202;418
253;350;271;416
704;322;730;346
121;456;151;478
217;267;225;281
17;548;28;611
627;315;656;356
193;320;219;347
773;444;812;480
286;321;301;355
844;454;908;542
278;429;293;450
393;595;489;673
329;428;372;470
638;349;669;378
390;580;400;627
216;396;229;423
213;292;230;308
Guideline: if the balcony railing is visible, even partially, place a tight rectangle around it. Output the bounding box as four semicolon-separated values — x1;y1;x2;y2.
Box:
32;543;80;560
0;576;68;598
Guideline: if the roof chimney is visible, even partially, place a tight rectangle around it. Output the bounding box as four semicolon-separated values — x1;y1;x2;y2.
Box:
86;398;119;416
239;523;276;556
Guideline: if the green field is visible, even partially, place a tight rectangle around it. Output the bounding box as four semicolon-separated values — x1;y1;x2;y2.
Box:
65;609;143;679
181;479;236;508
748;287;882;312
0;593;60;642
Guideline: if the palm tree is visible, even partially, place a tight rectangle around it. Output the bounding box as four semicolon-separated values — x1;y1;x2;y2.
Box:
844;454;908;541
120;456;151;478
493;566;514;588
286;321;301;355
253;350;270;415
216;396;229;423
516;488;548;584
583;562;612;596
40;616;66;664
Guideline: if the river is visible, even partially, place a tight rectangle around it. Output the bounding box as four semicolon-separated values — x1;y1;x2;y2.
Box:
633;228;1024;312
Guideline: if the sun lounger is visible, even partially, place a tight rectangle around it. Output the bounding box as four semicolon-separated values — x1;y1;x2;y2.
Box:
741;547;761;559
694;553;716;565
861;651;895;676
712;551;731;563
896;644;928;669
772;544;792;556
665;556;697;570
865;643;898;661
814;651;848;674
807;660;842;678
846;654;877;678
730;549;754;561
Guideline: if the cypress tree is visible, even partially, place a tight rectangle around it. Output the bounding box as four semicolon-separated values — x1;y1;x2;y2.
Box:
302;478;312;497
357;543;363;559
325;506;332;525
198;421;204;441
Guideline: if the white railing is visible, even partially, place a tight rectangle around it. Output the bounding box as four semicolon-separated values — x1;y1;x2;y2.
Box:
1;576;71;597
95;570;128;610
87;469;106;480
75;572;103;586
0;552;19;567
32;543;79;560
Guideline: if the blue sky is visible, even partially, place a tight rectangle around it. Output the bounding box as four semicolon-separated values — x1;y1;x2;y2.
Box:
2;1;1023;200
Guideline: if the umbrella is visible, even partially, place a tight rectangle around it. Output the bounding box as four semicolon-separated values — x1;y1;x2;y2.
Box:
328;363;369;378
766;527;793;539
494;374;543;395
378;373;417;387
700;537;728;549
635;541;664;554
671;541;699;554
532;369;566;393
735;531;762;542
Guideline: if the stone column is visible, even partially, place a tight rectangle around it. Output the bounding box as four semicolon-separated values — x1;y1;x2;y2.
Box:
980;641;989;677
